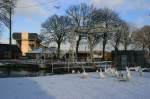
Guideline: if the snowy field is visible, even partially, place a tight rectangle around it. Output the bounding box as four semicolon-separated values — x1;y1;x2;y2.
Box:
0;72;150;99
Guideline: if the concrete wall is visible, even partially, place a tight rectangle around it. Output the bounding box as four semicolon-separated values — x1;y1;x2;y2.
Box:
21;32;29;56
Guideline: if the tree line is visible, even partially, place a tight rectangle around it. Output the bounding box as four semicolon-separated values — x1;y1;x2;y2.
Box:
40;3;150;60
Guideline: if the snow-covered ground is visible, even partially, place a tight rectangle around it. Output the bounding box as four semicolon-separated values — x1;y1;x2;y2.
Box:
0;72;150;99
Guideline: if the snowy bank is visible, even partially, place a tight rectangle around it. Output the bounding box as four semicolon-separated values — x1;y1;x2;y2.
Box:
0;72;150;99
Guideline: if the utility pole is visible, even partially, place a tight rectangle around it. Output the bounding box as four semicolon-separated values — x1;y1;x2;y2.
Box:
8;0;12;59
9;0;12;45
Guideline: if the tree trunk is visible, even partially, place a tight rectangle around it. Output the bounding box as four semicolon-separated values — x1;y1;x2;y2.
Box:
149;47;150;56
115;45;118;52
124;42;127;51
76;35;82;58
102;33;107;61
115;38;119;52
149;41;150;55
142;43;145;51
57;42;61;59
102;41;106;61
114;32;121;52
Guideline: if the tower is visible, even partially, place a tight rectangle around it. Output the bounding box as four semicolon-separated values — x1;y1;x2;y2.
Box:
13;32;41;56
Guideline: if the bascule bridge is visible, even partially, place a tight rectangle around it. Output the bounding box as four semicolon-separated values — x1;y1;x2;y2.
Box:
67;25;118;64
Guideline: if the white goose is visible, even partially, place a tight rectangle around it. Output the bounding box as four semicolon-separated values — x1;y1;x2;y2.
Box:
96;70;99;73
138;66;143;76
82;70;88;79
115;70;119;77
72;70;75;74
126;67;131;80
99;68;105;78
110;68;116;76
77;70;80;74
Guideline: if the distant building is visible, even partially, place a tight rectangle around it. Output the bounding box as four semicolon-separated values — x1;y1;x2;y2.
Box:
64;50;112;61
0;44;21;59
13;32;41;56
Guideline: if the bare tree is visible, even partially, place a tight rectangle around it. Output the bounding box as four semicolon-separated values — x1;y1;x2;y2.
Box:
111;19;123;51
0;0;17;44
142;26;150;54
91;8;120;60
0;0;10;27
66;3;94;56
132;29;146;50
110;19;134;51
120;21;133;50
41;15;72;59
133;25;150;54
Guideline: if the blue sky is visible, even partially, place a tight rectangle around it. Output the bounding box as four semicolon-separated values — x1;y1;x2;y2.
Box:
1;0;150;44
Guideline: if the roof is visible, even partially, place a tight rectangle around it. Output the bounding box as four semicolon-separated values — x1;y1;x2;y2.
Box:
0;44;21;53
28;48;43;53
28;47;58;54
27;47;66;58
13;32;40;40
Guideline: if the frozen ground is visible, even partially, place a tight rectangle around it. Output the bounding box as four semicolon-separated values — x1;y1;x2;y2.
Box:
0;72;150;99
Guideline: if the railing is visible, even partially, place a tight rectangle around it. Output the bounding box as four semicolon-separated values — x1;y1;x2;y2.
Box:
0;59;112;69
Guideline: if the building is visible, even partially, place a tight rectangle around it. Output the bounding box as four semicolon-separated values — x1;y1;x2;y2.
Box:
112;50;145;69
13;32;41;56
0;44;21;59
93;50;112;61
26;47;58;59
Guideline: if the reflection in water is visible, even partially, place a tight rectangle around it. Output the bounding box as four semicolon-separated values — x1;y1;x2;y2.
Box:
0;69;53;78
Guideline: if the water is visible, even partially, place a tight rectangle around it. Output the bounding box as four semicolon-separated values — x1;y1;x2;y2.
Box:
0;69;53;78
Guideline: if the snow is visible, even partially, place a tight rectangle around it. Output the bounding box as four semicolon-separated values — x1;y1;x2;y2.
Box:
0;63;3;66
0;72;150;99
